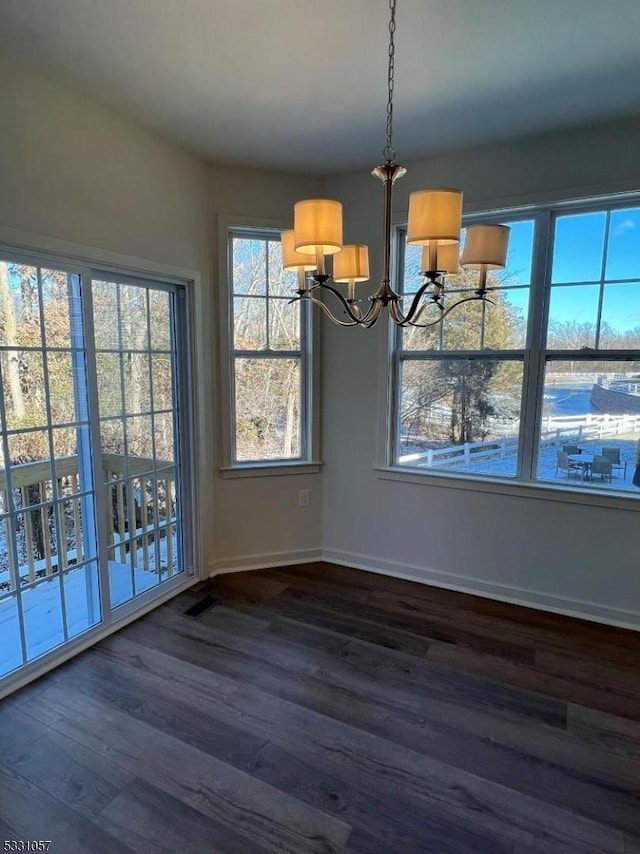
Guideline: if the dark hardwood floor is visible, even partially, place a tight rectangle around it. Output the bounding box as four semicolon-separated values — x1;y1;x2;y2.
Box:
1;561;640;853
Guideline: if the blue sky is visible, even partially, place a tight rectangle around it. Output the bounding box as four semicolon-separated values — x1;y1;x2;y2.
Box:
417;207;640;334
550;208;640;332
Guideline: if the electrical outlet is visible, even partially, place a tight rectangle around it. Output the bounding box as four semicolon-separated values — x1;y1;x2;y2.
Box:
298;488;310;507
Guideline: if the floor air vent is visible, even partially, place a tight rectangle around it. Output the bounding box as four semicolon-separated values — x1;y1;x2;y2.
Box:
184;595;219;618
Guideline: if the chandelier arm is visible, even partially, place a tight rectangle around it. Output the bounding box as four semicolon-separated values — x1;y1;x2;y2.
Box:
393;279;435;325
306;280;370;325
361;299;384;328
403;294;496;328
288;293;363;327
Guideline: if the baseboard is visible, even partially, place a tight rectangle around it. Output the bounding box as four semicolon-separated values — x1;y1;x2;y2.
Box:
322;548;640;632
208;548;323;577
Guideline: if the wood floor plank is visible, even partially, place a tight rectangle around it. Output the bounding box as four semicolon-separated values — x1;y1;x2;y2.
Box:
134;601;567;728
624;835;640;854
103;619;640;820
19;683;352;854
245;741;519;854
6;729;132;819
428;640;640;721
85;633;640;839
3;561;639;852
0;763;130;853
88;636;625;852
99;778;272;854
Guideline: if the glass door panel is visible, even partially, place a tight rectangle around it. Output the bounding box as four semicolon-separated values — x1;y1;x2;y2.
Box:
92;279;183;610
0;261;100;677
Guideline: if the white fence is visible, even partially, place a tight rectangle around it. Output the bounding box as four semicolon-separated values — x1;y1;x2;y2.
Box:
399;413;640;468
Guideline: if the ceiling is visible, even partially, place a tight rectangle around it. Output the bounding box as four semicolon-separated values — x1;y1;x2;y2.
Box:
1;0;639;175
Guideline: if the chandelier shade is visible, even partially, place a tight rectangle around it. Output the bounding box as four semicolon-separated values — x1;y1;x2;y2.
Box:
294;199;343;256
421;242;460;275
281;229;318;271
333;244;370;283
461;224;510;270
406;189;463;246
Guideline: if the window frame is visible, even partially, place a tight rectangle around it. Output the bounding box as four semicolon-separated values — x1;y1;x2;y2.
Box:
218;217;321;477
384;193;640;508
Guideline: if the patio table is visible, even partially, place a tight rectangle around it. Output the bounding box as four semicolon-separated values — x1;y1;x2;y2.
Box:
569;453;594;480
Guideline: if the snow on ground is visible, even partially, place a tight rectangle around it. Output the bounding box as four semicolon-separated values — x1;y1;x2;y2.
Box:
405;436;639;490
0;537;179;679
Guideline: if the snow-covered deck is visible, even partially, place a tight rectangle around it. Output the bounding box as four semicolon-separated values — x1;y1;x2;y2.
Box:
0;549;179;679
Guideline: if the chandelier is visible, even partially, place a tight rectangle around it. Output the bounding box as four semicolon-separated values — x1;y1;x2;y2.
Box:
282;0;510;328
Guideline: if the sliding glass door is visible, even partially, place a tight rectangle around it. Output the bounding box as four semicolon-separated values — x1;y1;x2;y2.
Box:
92;277;184;608
0;253;192;682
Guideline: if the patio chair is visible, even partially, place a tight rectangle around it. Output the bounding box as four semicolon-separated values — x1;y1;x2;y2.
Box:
555;450;583;479
601;446;627;479
562;444;581;456
591;455;613;483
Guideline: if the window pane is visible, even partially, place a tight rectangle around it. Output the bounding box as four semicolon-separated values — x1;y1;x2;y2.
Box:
400;222;533;353
402;243;424;296
606;208;640;281
7;431;52;509
233;297;267;350
232;238;267;296
151;352;173;412
47;351;79;424
269;298;300;350
268;241;297;297
1;350;46;430
484;289;530;349
96;353;123;417
402;316;441;352
0;262;41;348
235;358;301;461
100;417;125;462
547;285;599;349
154;412;175;464
149;290;171;351
537;360;640;492
552;212;606;283
499;220;535;286
41;269;74;348
92;281;120;349
63;562;101;639
600;282;640;349
120;284;149;350
126;415;154;463
22;573;65;662
123;351;151;414
442;295;483;351
397;359;524;477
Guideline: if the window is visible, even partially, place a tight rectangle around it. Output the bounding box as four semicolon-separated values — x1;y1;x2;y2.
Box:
392;198;640;498
227;229;313;466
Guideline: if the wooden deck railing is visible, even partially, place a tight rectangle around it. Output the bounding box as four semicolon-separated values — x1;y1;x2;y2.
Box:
0;454;176;594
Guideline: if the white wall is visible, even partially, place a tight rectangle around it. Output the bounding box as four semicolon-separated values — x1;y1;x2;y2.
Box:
0;54;323;575
323;117;640;628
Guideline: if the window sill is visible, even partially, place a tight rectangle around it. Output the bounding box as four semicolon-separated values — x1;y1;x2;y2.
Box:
220;461;323;479
375;465;640;511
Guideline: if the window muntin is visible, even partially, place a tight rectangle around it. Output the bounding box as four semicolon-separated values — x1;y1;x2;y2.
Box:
392;200;640;497
229;231;308;464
